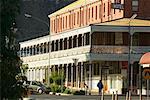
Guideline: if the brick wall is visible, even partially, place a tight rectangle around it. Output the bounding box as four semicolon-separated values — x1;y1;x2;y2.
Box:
50;0;124;35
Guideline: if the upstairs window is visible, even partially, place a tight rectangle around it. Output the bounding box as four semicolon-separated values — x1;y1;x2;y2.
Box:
132;0;139;12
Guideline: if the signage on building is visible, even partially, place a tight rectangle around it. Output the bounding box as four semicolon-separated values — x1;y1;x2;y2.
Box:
143;68;150;79
111;3;124;10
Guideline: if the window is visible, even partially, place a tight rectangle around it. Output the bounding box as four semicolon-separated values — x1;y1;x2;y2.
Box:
88;8;90;19
92;7;93;18
66;16;67;28
132;0;139;11
99;5;101;19
62;17;64;29
77;12;79;25
108;2;110;16
104;3;105;12
74;13;76;25
95;6;97;20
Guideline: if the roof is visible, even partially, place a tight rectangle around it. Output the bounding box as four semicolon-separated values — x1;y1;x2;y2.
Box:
140;52;150;64
95;18;150;26
49;0;99;17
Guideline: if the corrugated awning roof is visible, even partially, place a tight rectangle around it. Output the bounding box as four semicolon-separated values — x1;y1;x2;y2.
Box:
140;52;150;64
49;0;99;17
95;18;150;26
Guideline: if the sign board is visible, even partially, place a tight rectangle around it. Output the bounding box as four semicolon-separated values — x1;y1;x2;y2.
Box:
143;68;150;79
111;3;124;10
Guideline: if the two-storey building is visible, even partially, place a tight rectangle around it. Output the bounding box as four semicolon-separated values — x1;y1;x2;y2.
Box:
20;0;150;94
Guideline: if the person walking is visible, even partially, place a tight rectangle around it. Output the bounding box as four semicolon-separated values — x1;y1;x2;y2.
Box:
97;80;103;95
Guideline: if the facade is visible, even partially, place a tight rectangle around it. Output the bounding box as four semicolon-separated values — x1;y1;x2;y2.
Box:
20;0;150;94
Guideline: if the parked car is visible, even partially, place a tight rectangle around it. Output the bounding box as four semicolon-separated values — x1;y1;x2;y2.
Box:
23;81;50;94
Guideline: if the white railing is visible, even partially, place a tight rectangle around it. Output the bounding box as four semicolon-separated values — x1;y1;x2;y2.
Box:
22;45;150;62
51;45;90;58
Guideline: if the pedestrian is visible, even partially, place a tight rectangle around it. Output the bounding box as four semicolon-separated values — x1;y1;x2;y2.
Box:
97;80;103;95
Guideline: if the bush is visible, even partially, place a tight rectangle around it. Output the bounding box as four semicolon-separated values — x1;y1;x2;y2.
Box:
49;71;65;85
50;84;66;93
63;88;71;94
73;90;85;95
50;84;60;93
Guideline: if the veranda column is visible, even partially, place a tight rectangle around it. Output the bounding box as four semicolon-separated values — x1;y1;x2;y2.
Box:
71;63;74;91
46;42;48;53
32;46;34;55
67;38;69;49
49;66;52;77
81;62;83;89
28;69;30;81
71;36;73;48
25;47;27;56
54;40;56;51
40;67;43;82
39;44;41;54
84;33;86;45
31;69;34;81
42;67;45;82
66;64;68;87
76;63;78;89
42;44;44;54
84;63;87;85
58;40;60;51
61;65;64;93
52;65;55;73
62;39;64;50
28;46;32;56
82;34;84;46
37;68;40;81
76;35;78;47
33;68;35;80
89;61;92;95
57;65;59;74
35;45;37;55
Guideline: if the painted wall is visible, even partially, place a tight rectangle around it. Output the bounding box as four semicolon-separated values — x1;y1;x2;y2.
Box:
50;0;124;35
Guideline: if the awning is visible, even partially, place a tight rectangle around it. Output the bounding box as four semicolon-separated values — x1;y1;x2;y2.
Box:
139;52;150;64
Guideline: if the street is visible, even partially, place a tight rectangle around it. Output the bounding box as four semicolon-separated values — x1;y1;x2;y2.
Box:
27;94;148;100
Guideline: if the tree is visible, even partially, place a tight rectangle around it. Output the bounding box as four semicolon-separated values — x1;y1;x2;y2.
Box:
0;0;23;99
20;64;29;75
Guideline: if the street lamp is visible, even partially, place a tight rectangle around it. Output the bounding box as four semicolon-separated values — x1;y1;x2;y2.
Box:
128;13;137;94
24;13;51;85
24;13;49;27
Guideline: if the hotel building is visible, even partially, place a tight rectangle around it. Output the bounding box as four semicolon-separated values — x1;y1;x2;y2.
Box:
20;0;150;94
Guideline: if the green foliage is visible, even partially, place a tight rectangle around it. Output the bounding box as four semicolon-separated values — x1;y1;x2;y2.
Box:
49;71;65;93
63;88;71;94
0;0;22;99
50;83;60;93
73;90;85;95
49;71;65;85
21;64;29;74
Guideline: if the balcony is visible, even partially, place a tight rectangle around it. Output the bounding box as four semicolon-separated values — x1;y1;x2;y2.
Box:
91;45;150;54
